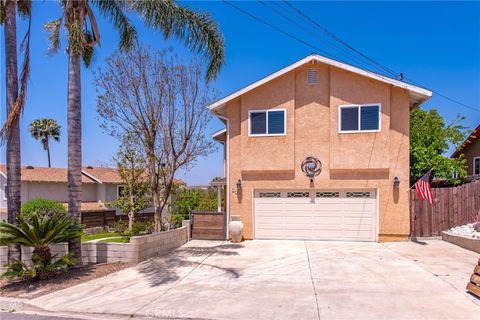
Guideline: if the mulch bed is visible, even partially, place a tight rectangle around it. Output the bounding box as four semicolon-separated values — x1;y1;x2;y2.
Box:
0;262;133;299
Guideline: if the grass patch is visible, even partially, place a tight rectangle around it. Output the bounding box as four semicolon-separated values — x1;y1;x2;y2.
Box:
81;232;123;242
97;237;129;243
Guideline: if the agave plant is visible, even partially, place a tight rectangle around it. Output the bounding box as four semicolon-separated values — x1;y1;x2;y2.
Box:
0;213;83;279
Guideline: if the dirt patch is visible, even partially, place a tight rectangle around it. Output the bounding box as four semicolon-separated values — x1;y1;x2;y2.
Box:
0;262;133;299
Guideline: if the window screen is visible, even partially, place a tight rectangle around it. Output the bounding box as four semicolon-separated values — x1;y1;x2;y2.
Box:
360;105;380;130
250;112;267;135
268;110;285;134
340;107;359;131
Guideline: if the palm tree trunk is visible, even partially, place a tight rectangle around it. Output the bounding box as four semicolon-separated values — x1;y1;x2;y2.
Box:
46;138;51;168
67;40;83;264
4;0;21;263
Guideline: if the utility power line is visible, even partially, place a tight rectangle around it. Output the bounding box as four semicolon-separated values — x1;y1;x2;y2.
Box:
281;1;480;112
222;0;480;112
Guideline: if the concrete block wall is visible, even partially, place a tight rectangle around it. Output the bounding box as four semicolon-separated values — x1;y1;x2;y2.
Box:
21;243;68;267
0;225;189;270
0;246;8;272
130;226;189;262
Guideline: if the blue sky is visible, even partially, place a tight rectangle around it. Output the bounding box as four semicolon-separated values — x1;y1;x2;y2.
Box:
1;1;479;185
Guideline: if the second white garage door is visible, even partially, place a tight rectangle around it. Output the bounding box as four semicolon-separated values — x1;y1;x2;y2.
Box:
254;190;377;241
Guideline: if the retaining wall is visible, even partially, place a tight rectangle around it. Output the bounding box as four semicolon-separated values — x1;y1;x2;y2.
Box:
0;223;190;270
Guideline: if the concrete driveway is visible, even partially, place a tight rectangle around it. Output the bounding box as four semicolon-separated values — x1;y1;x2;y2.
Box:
29;240;479;320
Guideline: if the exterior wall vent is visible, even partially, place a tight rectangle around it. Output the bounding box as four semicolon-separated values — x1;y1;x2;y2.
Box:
307;68;317;85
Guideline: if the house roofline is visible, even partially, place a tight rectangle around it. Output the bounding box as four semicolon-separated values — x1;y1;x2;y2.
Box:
208;54;432;112
451;124;480;158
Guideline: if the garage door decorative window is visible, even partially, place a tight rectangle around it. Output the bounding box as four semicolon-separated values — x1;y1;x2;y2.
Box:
287;192;310;198
346;191;371;198
259;192;281;198
316;192;340;198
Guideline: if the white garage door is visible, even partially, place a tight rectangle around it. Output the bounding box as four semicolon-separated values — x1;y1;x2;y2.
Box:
254;190;377;241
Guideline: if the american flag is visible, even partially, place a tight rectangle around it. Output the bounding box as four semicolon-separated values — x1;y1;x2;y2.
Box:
414;170;434;204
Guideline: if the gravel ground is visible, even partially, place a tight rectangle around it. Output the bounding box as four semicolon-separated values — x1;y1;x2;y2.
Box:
449;223;480;239
0;262;133;299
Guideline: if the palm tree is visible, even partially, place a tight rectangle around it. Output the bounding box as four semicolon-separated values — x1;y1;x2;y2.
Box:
45;0;225;262
1;0;32;263
29;118;61;168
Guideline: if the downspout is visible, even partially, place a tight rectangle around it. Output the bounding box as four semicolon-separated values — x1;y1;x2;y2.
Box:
215;114;230;240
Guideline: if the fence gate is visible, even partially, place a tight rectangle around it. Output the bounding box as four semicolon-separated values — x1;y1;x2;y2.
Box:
190;211;226;240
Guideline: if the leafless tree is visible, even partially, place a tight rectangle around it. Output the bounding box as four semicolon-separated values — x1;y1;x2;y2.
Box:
96;45;216;231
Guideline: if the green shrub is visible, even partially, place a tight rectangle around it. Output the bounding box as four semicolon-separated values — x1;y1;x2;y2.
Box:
112;219;127;233
0;213;82;280
124;221;154;238
170;188;221;227
20;198;67;221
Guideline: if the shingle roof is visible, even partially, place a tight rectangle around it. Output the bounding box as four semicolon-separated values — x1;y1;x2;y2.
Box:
0;165;97;184
82;166;123;184
62;201;112;212
451;124;480;158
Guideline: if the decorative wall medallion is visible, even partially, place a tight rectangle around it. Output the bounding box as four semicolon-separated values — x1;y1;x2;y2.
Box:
301;156;322;180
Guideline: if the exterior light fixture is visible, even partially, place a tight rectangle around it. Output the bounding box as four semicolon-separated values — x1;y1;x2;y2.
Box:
236;179;242;190
393;176;400;189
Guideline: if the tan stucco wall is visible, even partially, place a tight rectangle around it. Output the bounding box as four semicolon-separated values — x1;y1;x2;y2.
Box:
462;140;480;175
225;63;411;241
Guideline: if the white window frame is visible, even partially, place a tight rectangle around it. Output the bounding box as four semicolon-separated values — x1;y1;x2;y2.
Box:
474;156;480;175
338;103;382;134
248;108;287;137
117;185;125;198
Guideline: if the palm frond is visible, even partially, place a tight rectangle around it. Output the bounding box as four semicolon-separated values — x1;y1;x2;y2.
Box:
91;0;137;51
129;0;225;81
0;1;5;25
0;7;31;141
17;0;31;19
45;17;63;55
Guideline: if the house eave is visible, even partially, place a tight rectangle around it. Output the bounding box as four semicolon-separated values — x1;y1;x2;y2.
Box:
208;54;432;113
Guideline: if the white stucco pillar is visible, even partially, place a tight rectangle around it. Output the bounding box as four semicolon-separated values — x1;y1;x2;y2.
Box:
217;186;222;212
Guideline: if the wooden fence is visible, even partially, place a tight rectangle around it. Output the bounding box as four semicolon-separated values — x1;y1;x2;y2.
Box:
191;211;226;240
81;211;155;228
410;180;480;237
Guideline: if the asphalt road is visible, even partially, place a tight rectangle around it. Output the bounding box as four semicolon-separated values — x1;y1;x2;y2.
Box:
0;313;92;320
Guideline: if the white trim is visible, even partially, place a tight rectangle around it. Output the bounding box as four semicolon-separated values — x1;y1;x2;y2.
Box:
3;184;7;201
215;114;230;239
248;108;287;137
208;54;432;111
338;104;382;134
474;156;480;175
81;170;103;183
211;128;226;139
0;171;6;179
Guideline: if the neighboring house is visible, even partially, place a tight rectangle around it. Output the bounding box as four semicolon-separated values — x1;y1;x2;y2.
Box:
210;54;432;242
0;165;149;221
451;124;480;176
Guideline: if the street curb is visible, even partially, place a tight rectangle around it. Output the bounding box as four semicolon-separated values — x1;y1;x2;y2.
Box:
0;296;43;313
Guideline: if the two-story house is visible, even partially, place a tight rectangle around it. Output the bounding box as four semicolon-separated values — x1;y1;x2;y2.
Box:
210;54;432;242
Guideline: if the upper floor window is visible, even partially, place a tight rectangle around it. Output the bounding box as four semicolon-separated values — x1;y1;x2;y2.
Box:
3;184;7;201
474;157;480;175
249;109;286;136
339;104;381;133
